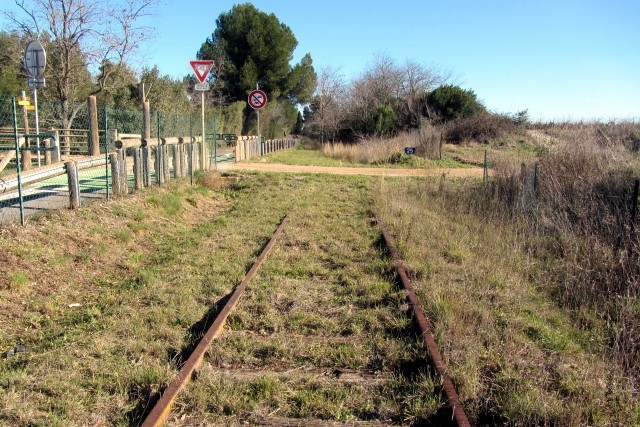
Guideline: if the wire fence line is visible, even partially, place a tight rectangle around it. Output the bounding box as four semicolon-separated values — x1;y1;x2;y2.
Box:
0;93;298;226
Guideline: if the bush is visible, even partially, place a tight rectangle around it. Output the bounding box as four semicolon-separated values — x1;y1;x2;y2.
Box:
444;112;521;143
427;85;485;121
383;152;421;167
624;129;640;152
438;136;640;378
373;104;395;137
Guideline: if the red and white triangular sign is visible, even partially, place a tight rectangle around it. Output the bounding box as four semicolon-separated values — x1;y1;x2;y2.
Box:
190;60;214;83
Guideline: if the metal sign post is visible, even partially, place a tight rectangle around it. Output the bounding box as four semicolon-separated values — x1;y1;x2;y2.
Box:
248;87;267;156
33;86;40;166
190;60;214;170
24;40;46;167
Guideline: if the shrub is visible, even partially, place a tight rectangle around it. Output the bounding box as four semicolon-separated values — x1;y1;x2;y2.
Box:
624;129;640;152
444;112;521;143
373;104;395;137
427;85;485;121
438;135;640;378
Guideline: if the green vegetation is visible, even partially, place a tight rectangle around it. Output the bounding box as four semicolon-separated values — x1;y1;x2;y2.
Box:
1;130;638;425
427;84;485;121
259;139;470;169
198;3;317;136
375;176;637;425
1;9;639;417
0;173;443;425
178;173;442;424
258;143;360;167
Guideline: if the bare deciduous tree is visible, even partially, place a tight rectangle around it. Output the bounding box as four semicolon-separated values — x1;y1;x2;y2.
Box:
346;55;455;136
399;59;453;127
3;0;159;129
313;66;346;143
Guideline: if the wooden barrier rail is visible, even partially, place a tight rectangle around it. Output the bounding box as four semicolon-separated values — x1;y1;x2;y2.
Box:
2;130;296;225
234;137;297;162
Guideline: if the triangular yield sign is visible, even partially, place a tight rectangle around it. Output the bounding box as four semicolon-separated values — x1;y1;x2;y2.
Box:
190;60;214;83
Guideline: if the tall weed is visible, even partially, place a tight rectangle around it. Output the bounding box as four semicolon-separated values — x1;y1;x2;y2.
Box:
441;129;640;378
320;129;442;164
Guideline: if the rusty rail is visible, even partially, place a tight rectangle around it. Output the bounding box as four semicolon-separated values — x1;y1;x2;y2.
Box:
376;216;471;427
140;213;290;427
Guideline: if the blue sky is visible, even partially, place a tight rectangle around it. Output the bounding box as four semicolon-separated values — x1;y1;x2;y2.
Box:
4;1;640;121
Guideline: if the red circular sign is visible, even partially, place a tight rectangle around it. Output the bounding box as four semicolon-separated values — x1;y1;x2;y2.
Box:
248;89;267;110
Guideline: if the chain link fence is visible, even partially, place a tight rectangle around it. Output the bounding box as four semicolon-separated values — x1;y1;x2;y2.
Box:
0;91;291;226
0;94;202;226
0;94;70;224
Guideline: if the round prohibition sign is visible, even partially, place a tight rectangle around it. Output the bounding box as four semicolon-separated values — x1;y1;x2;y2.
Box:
248;89;267;110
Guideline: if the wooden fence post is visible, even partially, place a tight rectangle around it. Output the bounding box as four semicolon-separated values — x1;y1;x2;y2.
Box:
44;138;52;165
172;143;179;179
66;161;80;209
186;141;193;177
205;137;210;171
184;139;190;178
178;139;185;178
133;147;143;190
193;139;199;172
109;129;119;147
109;153;121;196
88;95;100;156
156;144;164;185
141;139;150;187
163;144;170;183
118;147;128;194
199;138;205;171
143;101;151;143
52;129;61;162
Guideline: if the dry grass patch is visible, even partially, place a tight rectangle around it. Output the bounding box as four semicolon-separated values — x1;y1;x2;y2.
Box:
319;133;464;169
374;176;637;425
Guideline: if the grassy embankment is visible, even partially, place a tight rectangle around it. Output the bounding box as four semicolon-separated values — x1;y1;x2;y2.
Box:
1;171;446;426
1;127;638;426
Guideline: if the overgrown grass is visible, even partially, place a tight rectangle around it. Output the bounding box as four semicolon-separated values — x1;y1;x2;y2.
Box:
173;172;445;424
259;138;469;169
446;128;640;380
0;172;444;425
0;179;239;425
320;133;467;168
255;142;362;167
374;176;638;425
2;125;638;425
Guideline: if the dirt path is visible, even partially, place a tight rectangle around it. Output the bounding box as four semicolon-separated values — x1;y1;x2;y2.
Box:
220;161;485;177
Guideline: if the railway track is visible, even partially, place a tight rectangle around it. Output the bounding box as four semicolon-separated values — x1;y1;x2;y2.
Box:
139;211;469;426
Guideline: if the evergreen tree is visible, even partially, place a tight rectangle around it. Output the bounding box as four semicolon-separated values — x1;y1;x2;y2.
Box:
198;3;316;133
427;85;485;121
